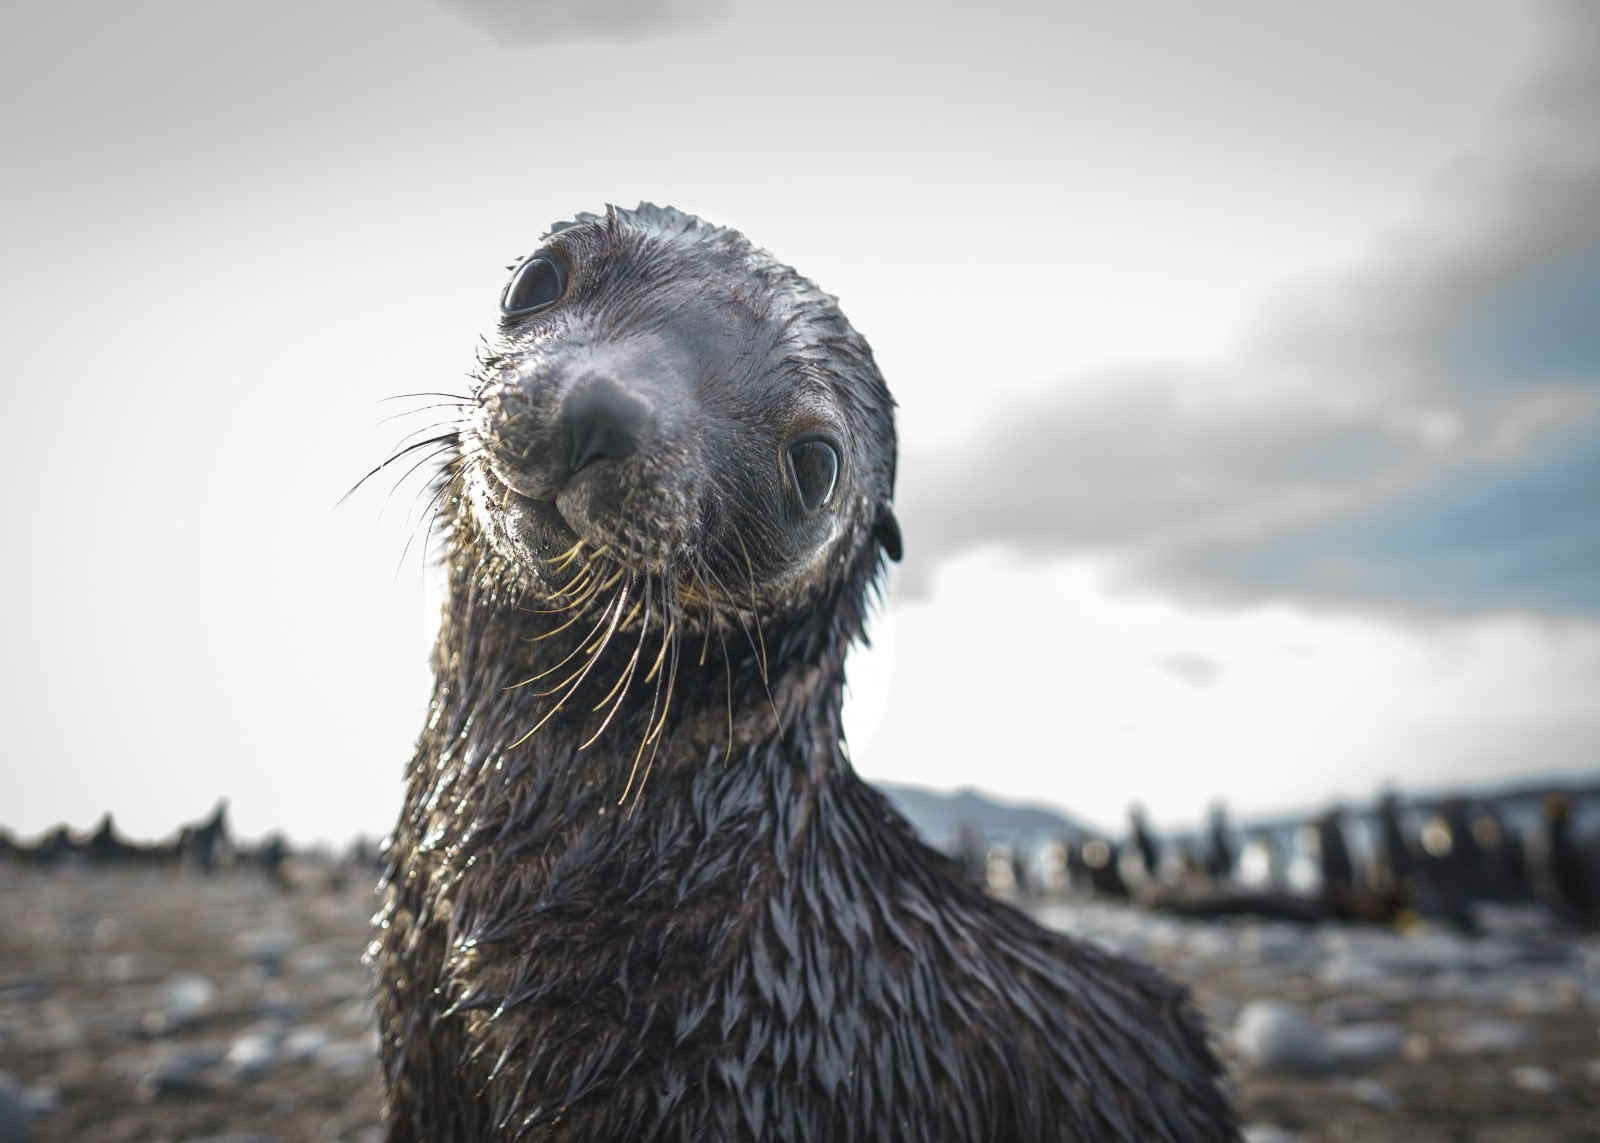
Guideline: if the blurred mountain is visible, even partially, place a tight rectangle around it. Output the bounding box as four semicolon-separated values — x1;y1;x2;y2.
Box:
875;784;1090;849
878;769;1600;852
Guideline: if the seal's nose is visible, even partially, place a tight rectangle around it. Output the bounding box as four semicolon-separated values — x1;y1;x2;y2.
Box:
561;376;647;474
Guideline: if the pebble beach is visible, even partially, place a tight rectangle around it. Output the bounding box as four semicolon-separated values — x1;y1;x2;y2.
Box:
2;864;1597;1142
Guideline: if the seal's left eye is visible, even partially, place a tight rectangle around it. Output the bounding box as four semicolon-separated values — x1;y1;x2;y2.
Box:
787;439;839;512
502;256;567;316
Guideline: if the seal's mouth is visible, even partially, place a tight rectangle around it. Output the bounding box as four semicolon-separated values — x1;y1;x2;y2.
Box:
503;490;581;559
477;462;583;563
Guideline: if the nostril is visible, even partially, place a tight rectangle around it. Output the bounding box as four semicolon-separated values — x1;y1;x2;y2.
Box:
561;377;647;474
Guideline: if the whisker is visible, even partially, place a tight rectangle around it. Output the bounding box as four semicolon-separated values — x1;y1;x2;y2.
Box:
615;576;661;801
693;546;780;738
530;561;623;616
507;581;632;750
385;444;458;516
549;540;588;572
523;600;600;648
340;432;462;506
507;586;626;688
624;593;680;816
730;527;770;686
645;615;679;746
692;554;760;668
378;390;474;405
376;402;470;428
584;579;653;749
396;463;465;579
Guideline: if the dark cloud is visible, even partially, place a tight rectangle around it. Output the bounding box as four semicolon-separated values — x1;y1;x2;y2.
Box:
896;0;1600;616
1449;240;1600;385
1200;423;1600;614
431;0;726;43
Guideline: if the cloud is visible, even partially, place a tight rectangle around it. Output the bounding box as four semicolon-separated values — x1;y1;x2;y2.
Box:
430;0;726;43
1200;421;1600;614
1149;652;1225;689
895;0;1600;616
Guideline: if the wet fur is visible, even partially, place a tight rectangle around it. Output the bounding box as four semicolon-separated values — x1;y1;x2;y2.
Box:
373;204;1236;1141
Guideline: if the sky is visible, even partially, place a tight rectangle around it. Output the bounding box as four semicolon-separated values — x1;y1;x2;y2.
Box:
2;0;1596;844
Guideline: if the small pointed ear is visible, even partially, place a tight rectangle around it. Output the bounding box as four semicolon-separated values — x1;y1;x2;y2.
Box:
874;505;903;562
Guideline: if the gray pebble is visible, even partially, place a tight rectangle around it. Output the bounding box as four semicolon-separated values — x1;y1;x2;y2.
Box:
287;945;337;975
1502;978;1575;1015
1327;1022;1406;1065
321;1040;378;1080
0;1069;28;1143
282;1025;330;1063
1315;996;1403;1026
101;953;148;983
1204;995;1238;1030
1509;1065;1560;1094
1240;1125;1300;1143
1233;1001;1334;1073
131;1042;229;1099
335;999;375;1028
235;929;298;973
1441;1017;1532;1055
19;1086;58;1118
162;972;218;1019
145;972;219;1035
1337;1077;1398;1109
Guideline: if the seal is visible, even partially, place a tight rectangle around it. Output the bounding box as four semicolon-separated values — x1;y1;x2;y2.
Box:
372;203;1236;1141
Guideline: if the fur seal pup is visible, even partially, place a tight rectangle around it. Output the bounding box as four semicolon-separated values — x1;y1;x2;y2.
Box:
373;203;1236;1141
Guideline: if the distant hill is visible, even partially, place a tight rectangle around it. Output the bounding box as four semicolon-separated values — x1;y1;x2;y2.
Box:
875;770;1600;852
874;783;1091;849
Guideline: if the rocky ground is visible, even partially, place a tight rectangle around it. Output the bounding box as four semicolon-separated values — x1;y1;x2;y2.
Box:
1;866;1597;1142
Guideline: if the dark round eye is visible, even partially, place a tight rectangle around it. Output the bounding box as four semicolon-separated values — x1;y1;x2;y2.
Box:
502;255;567;317
787;439;839;512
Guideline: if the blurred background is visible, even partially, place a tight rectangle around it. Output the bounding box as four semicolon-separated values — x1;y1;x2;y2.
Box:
4;4;1600;1140
2;0;1596;849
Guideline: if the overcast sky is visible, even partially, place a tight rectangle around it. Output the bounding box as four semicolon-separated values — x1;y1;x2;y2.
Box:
2;0;1596;843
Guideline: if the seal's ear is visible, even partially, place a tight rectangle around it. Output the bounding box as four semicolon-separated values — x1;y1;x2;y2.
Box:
874;506;903;562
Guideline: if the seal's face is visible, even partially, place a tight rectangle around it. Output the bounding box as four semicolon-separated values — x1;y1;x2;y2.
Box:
462;204;900;620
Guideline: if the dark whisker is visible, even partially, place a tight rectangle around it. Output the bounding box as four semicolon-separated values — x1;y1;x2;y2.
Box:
378;390;474;404
340;432;462;506
396;462;466;580
377;401;471;428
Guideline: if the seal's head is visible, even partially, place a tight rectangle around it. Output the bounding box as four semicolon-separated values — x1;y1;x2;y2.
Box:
462;203;901;625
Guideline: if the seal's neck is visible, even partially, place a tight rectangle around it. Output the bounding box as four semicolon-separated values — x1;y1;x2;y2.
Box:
399;536;868;879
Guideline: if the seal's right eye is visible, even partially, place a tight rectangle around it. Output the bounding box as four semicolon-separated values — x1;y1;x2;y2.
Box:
502;256;567;317
787;438;840;512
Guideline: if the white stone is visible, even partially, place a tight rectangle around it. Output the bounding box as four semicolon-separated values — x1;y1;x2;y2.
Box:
1509;1065;1560;1094
160;973;218;1023
224;1033;280;1080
